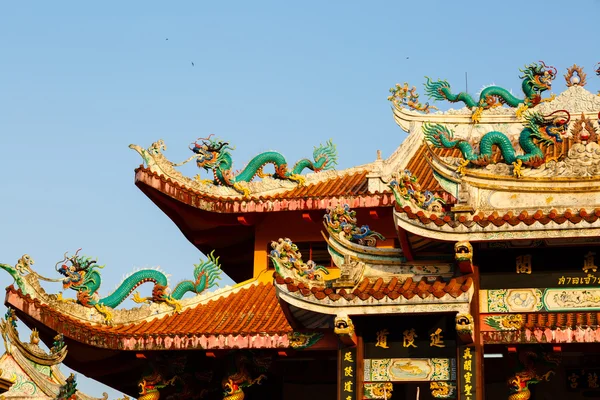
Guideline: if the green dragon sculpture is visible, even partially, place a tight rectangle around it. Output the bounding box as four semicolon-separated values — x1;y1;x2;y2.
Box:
55;248;222;322
424;61;557;122
188;135;338;197
423;109;570;177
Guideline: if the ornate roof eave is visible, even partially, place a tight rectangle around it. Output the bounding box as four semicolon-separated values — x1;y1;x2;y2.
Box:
393;204;600;242
4;280;299;351
135;166;393;213
1;317;67;366
322;229;405;265
275;284;472;316
426;144;600;192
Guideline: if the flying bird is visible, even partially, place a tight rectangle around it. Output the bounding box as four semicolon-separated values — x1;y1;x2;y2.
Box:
191;62;195;67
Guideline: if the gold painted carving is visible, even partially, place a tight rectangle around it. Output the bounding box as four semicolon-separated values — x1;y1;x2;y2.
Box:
516;255;532;274
334;315;355;337
455;241;473;262
564;64;587;87
584;251;598;274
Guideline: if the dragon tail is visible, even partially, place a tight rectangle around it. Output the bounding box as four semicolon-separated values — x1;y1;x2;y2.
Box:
424;76;477;108
290;139;338;175
312;139;338;171
170;251;223;300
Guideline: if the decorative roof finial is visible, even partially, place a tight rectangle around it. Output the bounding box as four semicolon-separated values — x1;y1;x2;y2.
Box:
564;65;587;87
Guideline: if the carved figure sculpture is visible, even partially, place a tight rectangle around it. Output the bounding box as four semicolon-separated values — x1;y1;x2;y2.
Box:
425;61;557;122
56;373;78;400
324;204;385;246
222;354;268;400
55;248;222;322
138;371;178;400
507;348;560;400
455;242;473;263
389;170;444;212
334;315;355;337
185;135;337;197
269;238;329;282
424;110;571;177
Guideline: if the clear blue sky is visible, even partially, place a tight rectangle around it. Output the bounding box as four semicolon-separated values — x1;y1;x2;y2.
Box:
1;1;598;397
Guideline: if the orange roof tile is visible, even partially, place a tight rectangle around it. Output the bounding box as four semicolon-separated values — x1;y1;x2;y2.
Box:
135;167;393;213
396;203;600;230
6;283;294;350
274;273;473;302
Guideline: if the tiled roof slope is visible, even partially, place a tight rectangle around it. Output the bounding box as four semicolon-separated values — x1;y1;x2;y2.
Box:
6;283;293;350
136;167;394;212
274;273;473;302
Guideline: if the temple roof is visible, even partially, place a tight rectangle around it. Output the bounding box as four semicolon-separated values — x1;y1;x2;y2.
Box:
275;273;472;303
0;311;107;399
134;165;393;213
5;281;294;351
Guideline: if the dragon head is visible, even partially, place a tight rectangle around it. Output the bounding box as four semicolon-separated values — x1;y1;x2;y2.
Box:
525;110;570;146
520;60;557;96
189;135;231;171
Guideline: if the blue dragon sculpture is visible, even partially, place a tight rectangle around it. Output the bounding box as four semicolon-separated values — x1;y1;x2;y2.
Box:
424;110;570;177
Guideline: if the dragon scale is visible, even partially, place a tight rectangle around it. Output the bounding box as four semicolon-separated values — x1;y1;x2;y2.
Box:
58;249;222;312
190;136;337;196
424;109;570;173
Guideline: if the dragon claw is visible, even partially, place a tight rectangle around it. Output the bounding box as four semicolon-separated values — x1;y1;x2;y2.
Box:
163;296;183;313
288;174;306;186
94;303;114;324
133;291;151;304
515;104;529;119
456;159;470;176
471;107;483;124
233;182;250;198
512;159;523;178
194;175;214;185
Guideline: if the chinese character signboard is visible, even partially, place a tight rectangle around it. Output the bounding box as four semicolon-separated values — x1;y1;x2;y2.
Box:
340;347;357;400
363;315;455;359
459;346;476;400
566;369;600;391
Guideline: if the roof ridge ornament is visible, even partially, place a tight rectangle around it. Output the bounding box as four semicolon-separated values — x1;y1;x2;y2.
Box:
422;61;557;123
423;110;571;178
564;64;587;87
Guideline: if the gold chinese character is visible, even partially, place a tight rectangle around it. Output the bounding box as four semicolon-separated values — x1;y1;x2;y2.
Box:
344;366;353;377
464;371;472;384
430;328;445;348
376;329;390;349
584;251;597;274
344;351;354;362
463;347;472;360
464;384;473;396
344;380;353;392
346;397;352;400
516;254;532;274
464;360;472;371
589;373;599;389
403;328;417;348
569;372;579;389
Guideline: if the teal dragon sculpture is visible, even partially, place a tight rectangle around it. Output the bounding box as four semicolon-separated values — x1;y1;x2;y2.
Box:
424;61;557;122
189;135;338;197
55;248;222;322
424;110;571;177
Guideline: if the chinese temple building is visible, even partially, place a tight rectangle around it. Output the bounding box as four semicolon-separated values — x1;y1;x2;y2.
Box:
0;309;109;399
2;62;600;400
